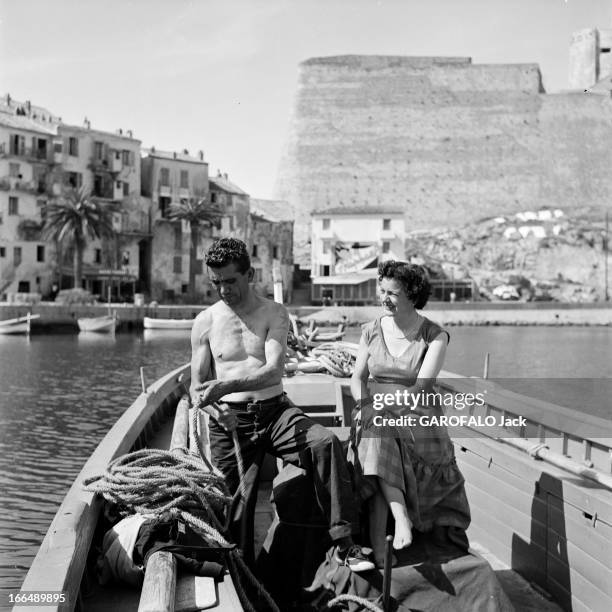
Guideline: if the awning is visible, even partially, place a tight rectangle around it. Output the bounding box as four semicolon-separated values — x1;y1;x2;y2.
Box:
312;270;377;285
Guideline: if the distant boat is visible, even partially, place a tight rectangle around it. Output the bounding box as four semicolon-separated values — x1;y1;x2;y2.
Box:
77;314;116;333
0;313;40;334
143;316;194;330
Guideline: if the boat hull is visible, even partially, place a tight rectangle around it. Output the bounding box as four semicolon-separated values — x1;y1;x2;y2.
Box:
143;316;193;330
0;314;40;334
77;316;116;333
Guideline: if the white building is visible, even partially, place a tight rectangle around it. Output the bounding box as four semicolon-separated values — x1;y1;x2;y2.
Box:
310;207;405;277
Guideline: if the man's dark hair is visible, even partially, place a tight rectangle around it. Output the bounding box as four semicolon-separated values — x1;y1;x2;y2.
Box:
378;260;431;309
205;238;251;273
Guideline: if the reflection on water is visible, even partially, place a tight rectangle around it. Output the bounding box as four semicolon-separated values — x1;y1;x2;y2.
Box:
0;332;190;595
0;325;610;594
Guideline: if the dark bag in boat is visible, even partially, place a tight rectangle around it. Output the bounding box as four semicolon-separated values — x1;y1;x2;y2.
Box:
133;512;230;580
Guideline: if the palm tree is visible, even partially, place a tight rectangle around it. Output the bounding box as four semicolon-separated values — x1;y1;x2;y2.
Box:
168;197;224;301
43;187;117;289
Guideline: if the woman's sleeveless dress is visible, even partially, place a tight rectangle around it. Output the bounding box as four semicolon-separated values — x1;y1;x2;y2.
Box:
348;316;471;532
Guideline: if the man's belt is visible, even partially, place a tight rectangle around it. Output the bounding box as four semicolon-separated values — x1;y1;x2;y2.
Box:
222;393;284;412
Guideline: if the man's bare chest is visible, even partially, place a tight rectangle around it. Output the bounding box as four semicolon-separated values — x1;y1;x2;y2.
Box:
210;315;268;361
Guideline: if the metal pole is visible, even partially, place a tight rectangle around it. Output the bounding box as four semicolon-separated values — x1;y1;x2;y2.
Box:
382;534;393;611
483;352;490;379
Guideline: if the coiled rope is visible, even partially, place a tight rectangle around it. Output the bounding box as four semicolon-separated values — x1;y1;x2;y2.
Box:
84;403;280;612
326;593;384;611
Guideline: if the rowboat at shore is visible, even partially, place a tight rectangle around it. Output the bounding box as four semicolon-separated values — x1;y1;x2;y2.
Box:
143;316;194;330
17;364;612;611
0;313;40;334
77;314;117;333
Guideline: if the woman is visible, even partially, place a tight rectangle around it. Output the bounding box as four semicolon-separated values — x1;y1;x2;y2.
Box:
349;260;471;566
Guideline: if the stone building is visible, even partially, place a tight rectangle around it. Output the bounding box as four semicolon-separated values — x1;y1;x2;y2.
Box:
209;172;250;243
250;198;294;303
0;96;61;299
275;55;612;265
56;122;143;299
569;27;612;91
141;148;210;302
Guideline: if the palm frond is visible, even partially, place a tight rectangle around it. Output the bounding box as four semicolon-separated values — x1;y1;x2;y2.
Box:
168;197;225;228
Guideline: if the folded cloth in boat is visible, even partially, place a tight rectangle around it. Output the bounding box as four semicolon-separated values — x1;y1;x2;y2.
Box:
99;513;147;586
133;513;228;580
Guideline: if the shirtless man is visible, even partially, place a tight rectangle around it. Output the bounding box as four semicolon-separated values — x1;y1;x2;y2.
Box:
190;237;373;572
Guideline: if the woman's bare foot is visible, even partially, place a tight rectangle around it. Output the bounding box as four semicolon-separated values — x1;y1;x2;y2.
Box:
392;518;413;550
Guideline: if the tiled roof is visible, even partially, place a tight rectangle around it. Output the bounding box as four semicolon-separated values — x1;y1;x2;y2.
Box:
209;174;249;196
311;205;404;216
250;198;293;222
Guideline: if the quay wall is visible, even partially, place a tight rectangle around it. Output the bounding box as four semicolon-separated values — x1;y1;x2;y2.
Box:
1;302;611;330
275;55;612;262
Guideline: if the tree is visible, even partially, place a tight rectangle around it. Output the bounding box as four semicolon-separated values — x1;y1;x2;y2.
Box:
168;197;224;301
43;187;116;289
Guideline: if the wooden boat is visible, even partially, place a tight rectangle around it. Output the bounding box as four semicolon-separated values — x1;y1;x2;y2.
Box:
143;316;194;330
77;314;117;333
18;366;612;611
0;312;40;334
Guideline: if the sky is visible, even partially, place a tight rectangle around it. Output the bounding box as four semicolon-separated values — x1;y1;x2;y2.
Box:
1;0;611;199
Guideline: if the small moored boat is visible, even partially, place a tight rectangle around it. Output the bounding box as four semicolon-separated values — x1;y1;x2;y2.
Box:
0;313;40;334
143;316;194;330
77;314;117;333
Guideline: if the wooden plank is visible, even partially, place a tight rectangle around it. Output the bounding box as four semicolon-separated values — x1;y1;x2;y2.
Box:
453;434;612;524
547;555;612;612
138;551;176;612
169;395;190;451
548;501;612;564
546;529;612;599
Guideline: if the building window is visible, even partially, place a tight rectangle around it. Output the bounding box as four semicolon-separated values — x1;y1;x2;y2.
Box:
174;256;182;274
180;170;189;189
322;240;331;254
159;196;171;217
94;249;102;264
122;150;133;166
273;246;278;259
322;265;330;276
160;167;170;186
382;241;390;253
254;268;263;282
322;218;330;230
53;140;63;154
10;134;25;155
68;137;79;156
382;218;391;230
94;141;104;160
36;245;45;262
14;246;22;266
123;181;130;196
9;163;20;178
0;246;5;257
0;213;3;225
66;172;82;189
229;216;235;231
252;244;258;257
211;192;217;203
174;226;182;250
8;197;18;215
18;281;30;292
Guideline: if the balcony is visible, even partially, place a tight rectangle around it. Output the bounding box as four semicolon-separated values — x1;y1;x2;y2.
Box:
0;177;46;194
159;185;171;197
0;143;50;163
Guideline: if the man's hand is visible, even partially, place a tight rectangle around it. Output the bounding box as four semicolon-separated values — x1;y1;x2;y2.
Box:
194;379;228;407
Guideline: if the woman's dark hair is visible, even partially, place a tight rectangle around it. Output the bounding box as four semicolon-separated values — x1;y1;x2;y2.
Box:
205;238;251;273
378;260;431;309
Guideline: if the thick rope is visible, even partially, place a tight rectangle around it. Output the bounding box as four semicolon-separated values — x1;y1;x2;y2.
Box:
327;594;384;612
84;403;281;612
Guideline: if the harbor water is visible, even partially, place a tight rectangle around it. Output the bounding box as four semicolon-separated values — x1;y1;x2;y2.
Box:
0;325;611;598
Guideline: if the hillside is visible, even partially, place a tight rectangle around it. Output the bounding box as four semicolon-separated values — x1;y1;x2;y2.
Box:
406;206;610;302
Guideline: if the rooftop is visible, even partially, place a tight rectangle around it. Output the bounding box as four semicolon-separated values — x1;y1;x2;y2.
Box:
209;173;248;196
312;205;405;216
142;147;205;163
250;198;294;223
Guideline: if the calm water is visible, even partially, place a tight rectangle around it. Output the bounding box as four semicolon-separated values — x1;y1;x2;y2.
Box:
0;326;611;596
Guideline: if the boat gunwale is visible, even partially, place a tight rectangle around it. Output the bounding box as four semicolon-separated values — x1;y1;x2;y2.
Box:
18;362;190;611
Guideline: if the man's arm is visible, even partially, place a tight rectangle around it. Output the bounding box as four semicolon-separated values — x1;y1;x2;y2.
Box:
195;305;289;405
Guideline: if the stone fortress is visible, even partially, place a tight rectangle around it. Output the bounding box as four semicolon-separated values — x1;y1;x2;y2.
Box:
275;34;612;289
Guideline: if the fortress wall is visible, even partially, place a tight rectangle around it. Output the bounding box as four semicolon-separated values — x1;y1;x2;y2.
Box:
275;56;612;263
